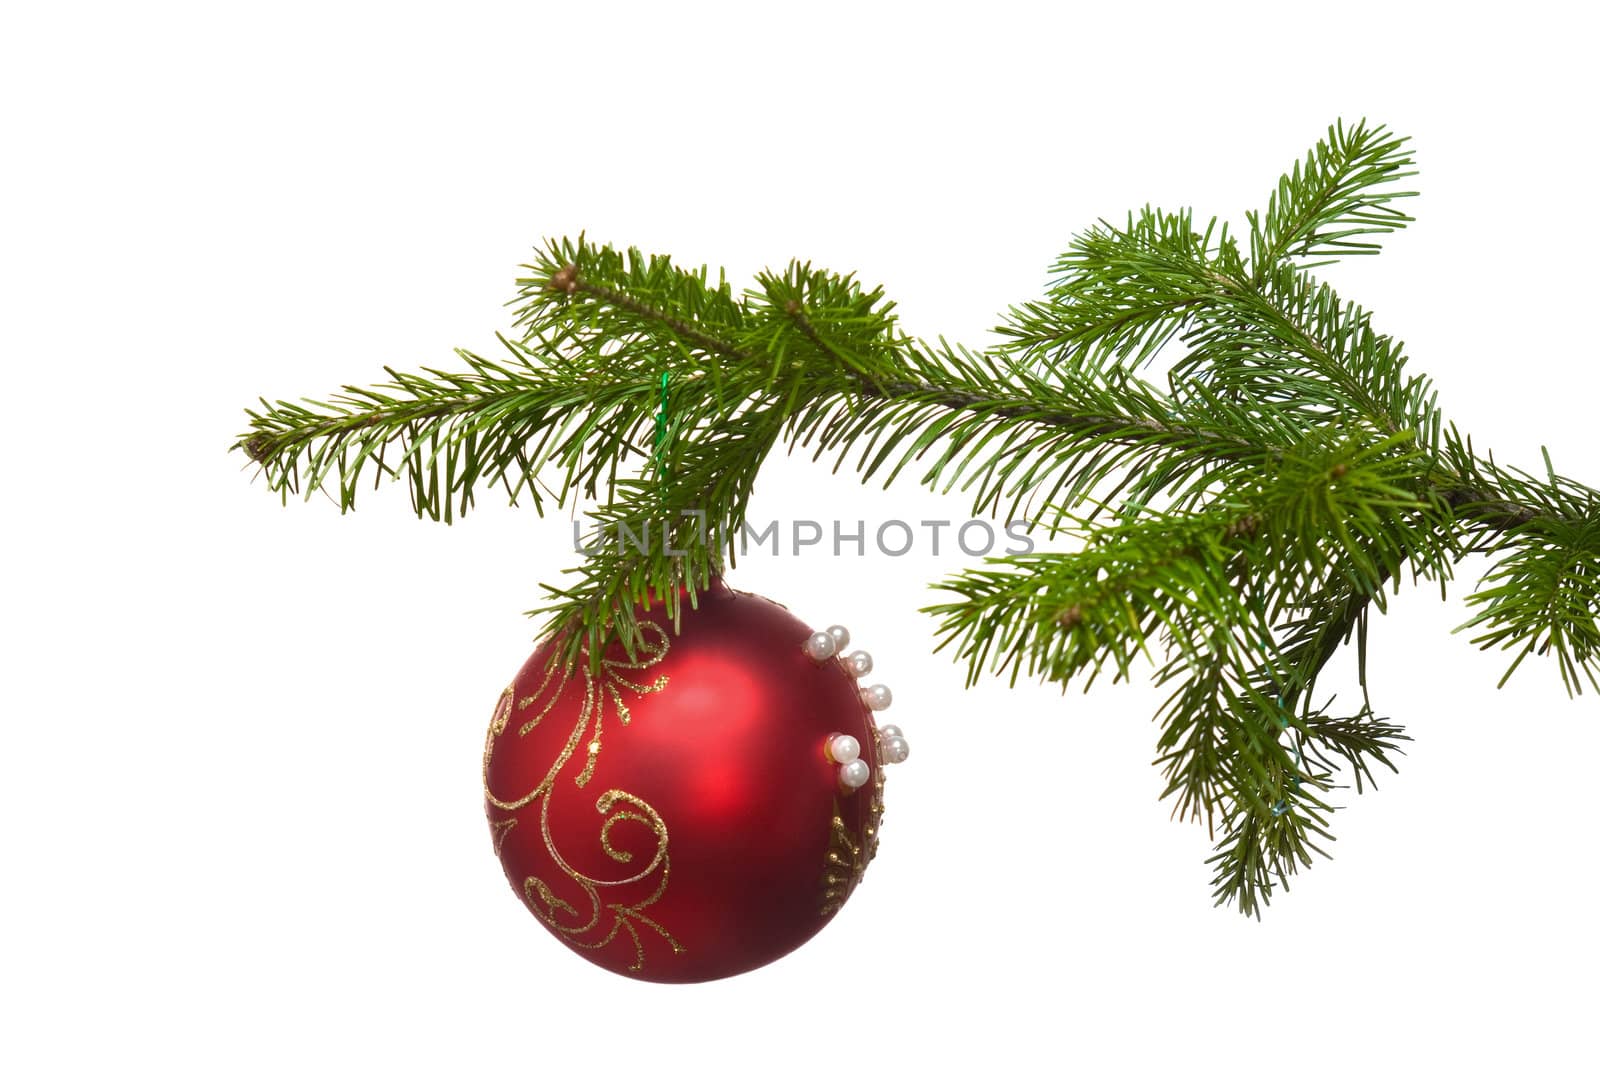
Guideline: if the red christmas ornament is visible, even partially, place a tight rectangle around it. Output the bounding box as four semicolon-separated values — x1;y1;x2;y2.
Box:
482;577;906;983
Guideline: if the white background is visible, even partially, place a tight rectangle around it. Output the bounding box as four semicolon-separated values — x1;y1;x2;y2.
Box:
4;2;1597;1063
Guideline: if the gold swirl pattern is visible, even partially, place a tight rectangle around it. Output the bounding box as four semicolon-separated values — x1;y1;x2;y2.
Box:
866;725;886;864
819;726;887;916
484;623;682;972
819;800;860;917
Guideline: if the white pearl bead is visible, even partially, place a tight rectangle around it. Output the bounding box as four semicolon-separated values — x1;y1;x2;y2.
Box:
882;735;910;764
827;733;861;764
826;625;850;652
845;650;873;677
838;759;871;790
861;684;892;711
803;631;837;661
878;724;903;740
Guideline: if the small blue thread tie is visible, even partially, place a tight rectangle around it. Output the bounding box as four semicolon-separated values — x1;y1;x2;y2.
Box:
1270;706;1303;817
1257;607;1304;820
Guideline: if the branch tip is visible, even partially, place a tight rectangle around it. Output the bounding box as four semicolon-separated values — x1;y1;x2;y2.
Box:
243;431;274;463
547;263;580;294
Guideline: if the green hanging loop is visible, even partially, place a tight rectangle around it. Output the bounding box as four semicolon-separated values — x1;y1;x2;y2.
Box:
654;369;670;488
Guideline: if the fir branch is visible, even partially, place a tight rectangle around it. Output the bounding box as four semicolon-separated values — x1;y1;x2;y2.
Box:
236;119;1600;916
1460;513;1600;695
1248;118;1418;276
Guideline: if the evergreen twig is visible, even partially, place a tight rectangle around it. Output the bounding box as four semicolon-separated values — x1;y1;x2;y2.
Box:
236;119;1599;915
